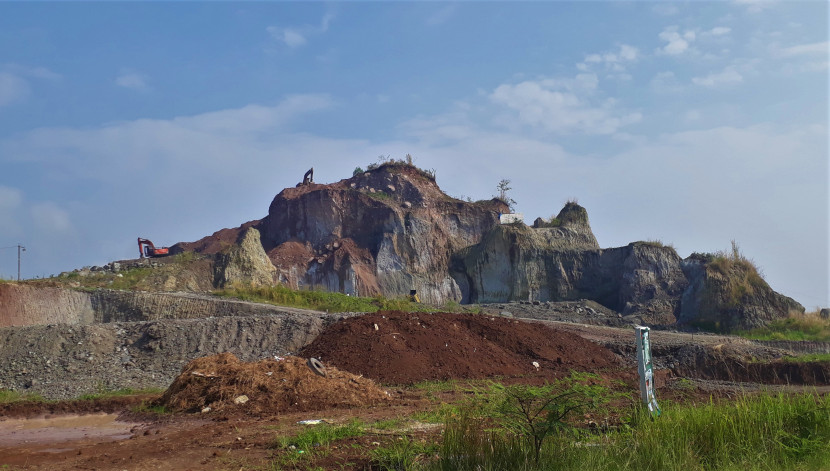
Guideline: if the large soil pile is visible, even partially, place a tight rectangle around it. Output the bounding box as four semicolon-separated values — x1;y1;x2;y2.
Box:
299;311;622;385
157;353;390;414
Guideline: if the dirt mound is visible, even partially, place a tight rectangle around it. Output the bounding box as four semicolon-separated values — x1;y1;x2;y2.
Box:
156;353;390;414
299;311;622;385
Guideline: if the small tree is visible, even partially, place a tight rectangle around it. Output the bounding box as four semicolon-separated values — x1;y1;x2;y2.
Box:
353;166;363;176
480;373;613;464
495;179;517;211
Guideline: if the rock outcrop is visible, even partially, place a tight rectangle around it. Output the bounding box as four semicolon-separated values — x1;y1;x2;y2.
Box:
170;163;802;330
679;254;804;330
213;227;277;288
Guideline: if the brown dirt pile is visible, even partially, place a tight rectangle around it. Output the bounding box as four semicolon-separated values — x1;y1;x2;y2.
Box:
299;311;622;385
157;353;390;414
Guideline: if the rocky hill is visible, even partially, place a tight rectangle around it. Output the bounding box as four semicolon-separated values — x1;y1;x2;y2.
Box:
3;162;803;332
167;162;802;331
175;162;508;305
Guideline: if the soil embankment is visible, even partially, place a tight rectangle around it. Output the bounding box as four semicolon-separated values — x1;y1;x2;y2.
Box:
300;311;623;385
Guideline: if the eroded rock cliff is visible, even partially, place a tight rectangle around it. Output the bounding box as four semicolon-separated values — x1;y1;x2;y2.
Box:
170;163;802;330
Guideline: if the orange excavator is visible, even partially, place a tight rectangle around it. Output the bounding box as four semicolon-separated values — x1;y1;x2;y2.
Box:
137;238;170;258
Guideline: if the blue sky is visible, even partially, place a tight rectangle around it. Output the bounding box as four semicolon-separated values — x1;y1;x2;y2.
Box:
0;1;827;309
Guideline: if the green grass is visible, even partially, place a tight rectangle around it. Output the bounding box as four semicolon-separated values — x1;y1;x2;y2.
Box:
779;353;830;363
371;436;439;470
131;403;169;414
430;392;830;470
637;239;677;251
216;283;447;313
0;389;46;404
366;190;394;201
413;379;460;396
738;314;830;342
371;418;407;431
411;403;462;424
269;420;367;468
76;387;164;401
274;419;366;451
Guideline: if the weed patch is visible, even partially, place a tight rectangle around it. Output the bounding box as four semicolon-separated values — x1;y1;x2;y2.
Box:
738;313;830;342
431;392;830;470
216;283;440;314
371;436;438;470
0;389;46;404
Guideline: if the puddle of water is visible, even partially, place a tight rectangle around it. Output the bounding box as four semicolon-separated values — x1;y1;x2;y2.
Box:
0;413;140;447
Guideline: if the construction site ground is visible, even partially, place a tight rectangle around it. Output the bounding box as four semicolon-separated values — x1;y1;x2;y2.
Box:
1;310;829;470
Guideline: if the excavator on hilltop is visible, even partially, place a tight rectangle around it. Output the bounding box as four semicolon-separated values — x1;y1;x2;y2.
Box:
137;238;170;258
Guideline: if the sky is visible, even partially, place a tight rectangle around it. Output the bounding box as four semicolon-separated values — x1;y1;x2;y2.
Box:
0;1;827;309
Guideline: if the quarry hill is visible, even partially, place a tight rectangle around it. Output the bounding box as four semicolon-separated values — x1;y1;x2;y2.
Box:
169;161;801;331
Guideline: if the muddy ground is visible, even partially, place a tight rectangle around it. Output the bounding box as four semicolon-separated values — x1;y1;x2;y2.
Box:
1;310;829;470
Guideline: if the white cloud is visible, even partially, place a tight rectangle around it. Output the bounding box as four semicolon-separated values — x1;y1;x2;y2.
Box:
706;27;732;37
115;71;150;91
692;67;744;87
776;41;828;57
31;202;72;234
0;186;22;209
0;64;60;108
3;64;61;81
267;12;335;49
657;26;695;55
577;44;640;76
489;75;641;135
282;29;307;48
0;72;29;107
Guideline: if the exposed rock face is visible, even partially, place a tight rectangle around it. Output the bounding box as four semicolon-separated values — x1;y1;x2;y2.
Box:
171;163;802;330
0;284;95;327
455;223;687;325
679;254;804;330
257;164;507;303
213;227;277;288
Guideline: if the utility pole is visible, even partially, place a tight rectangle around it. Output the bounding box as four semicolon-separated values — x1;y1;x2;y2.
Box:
17;244;25;281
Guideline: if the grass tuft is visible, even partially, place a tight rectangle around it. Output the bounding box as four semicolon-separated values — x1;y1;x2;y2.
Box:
216;283;448;313
738;311;830;342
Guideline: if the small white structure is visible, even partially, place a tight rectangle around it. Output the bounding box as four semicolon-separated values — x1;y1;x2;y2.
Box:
499;213;524;224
